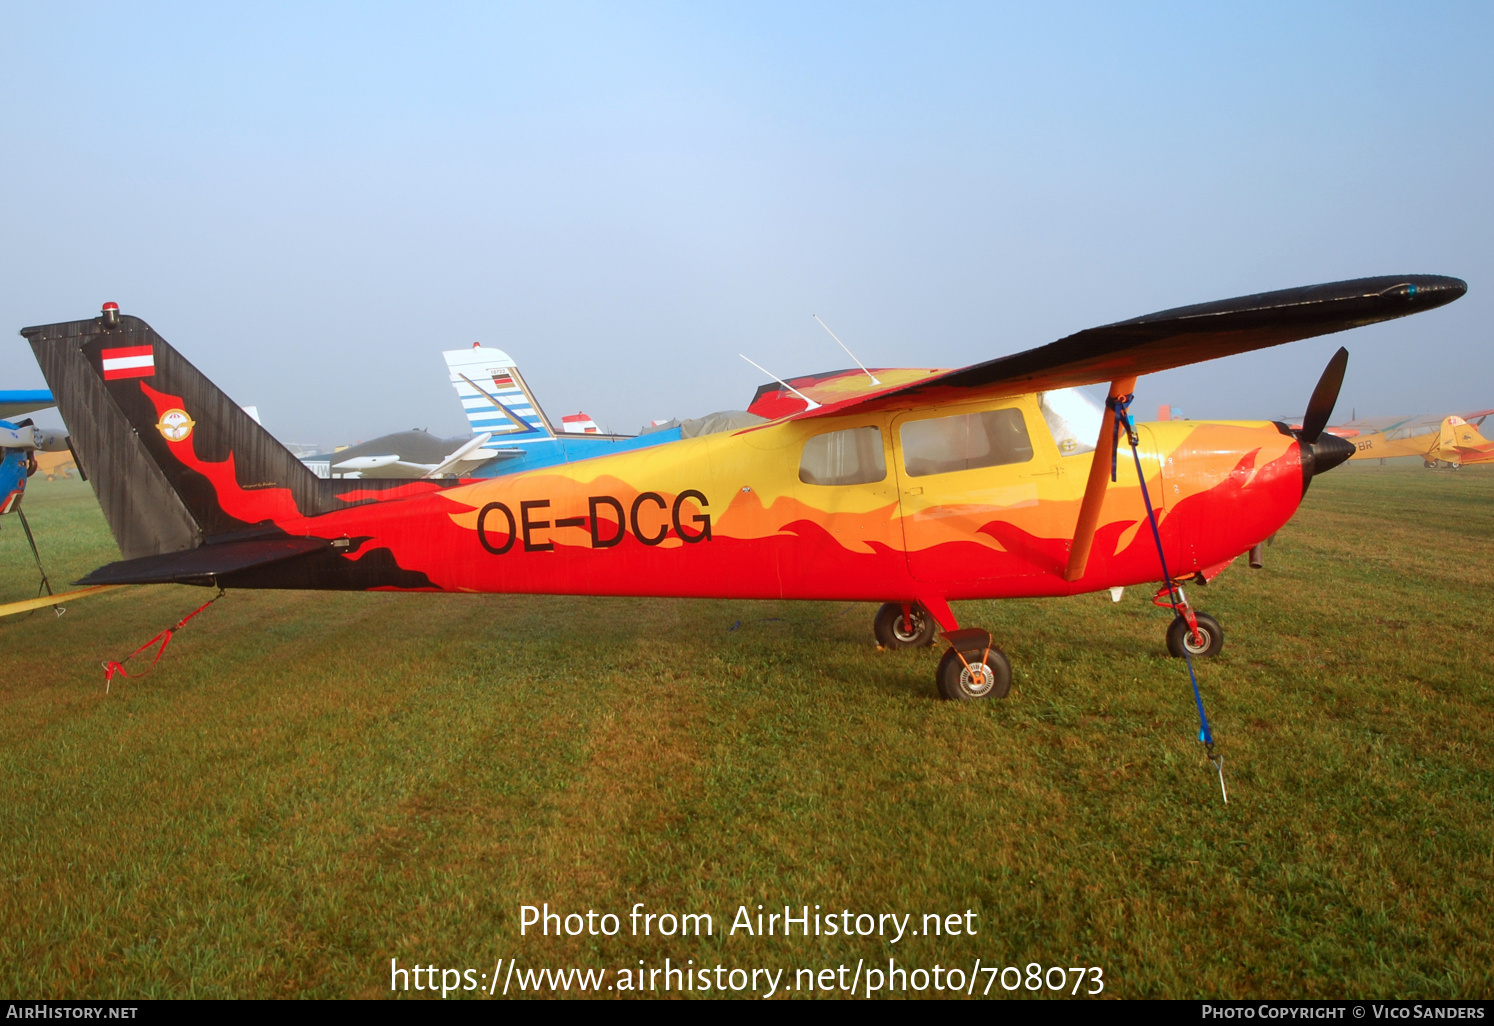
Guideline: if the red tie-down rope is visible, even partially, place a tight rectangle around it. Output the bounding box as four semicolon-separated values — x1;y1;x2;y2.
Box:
103;589;224;692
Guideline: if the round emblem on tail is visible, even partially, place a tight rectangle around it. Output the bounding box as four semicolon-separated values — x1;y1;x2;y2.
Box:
156;408;196;442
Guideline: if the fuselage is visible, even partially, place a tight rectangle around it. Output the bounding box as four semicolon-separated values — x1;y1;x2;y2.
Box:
152;387;1309;614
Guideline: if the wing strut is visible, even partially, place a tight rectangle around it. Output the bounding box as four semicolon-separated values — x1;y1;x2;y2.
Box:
1064;376;1137;582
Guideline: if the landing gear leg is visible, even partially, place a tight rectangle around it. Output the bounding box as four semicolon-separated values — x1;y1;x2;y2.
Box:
934;628;1012;701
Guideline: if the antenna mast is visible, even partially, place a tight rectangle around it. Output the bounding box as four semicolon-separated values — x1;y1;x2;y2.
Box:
813;314;881;386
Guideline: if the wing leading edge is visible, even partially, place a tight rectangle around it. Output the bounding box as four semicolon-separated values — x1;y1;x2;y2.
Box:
790;275;1467;421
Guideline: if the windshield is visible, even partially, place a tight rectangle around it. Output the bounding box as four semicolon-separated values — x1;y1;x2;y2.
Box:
1038;388;1103;456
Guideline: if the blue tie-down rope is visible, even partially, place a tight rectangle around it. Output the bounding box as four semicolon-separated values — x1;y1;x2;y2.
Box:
1107;394;1228;803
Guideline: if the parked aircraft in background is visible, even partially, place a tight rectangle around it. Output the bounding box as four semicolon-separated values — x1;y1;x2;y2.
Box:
1420;415;1494;468
298;344;690;480
1;389;54;422
1325;408;1494;467
33;450;78;481
1;387;80;618
24;275;1466;700
1;389;68;514
561;413;600;434
300;429;518;481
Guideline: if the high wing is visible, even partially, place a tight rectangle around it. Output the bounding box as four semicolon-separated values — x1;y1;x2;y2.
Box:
427;444;526;477
421;432;523;478
329;454;433;479
784;275;1466;422
0;389;55;421
330;448;524;479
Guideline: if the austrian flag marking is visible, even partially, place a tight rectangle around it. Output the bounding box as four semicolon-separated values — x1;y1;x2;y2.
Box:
101;345;155;380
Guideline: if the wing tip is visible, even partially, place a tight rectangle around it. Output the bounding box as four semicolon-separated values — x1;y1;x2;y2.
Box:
1130;273;1467;327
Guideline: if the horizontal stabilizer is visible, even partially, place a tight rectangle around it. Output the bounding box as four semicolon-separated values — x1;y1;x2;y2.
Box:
77;537;329;586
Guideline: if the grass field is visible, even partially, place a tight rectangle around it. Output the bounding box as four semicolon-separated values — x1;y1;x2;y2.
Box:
2;465;1491;999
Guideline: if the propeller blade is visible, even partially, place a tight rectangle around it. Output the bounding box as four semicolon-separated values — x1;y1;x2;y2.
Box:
1300;347;1349;445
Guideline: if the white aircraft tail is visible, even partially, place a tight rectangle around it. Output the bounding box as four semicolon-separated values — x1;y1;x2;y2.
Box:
442;345;555;439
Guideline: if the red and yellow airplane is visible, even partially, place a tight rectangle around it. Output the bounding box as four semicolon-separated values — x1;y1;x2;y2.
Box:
22;275;1465;699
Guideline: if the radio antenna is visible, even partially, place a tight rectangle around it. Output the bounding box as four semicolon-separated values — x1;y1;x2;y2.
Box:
739;354;822;410
813;314;880;386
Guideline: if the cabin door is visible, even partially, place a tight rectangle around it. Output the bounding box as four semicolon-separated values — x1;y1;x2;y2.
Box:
892;400;1070;587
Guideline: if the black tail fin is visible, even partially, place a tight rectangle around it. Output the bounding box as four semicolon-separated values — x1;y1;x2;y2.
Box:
22;310;337;561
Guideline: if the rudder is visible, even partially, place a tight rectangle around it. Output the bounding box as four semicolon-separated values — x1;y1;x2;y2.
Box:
1441;415;1489;451
22;309;336;560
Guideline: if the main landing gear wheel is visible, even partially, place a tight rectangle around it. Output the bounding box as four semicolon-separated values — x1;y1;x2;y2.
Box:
935;632;1013;701
1166;612;1224;659
874;602;937;649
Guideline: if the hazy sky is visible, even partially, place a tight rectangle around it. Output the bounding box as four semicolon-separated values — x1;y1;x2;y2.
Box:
3;2;1490;445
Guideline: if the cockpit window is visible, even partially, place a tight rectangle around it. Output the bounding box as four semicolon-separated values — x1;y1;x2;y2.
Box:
799;426;887;485
900;408;1034;477
1038;388;1102;456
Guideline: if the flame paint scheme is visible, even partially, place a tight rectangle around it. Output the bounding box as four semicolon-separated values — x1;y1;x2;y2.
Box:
20;274;1466;695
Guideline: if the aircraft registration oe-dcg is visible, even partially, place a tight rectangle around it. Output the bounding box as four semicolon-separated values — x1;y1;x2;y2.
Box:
21;275;1466;700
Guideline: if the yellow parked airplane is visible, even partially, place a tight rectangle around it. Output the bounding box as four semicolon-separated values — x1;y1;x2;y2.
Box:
1330;408;1493;467
1421;415;1494;468
33;450;78;481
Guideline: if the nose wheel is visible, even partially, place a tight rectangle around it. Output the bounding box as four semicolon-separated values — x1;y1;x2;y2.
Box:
1151;584;1225;659
935;628;1012;700
1165;611;1224;658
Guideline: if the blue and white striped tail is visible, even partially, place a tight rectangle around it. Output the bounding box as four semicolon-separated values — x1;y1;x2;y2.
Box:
443;344;554;438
